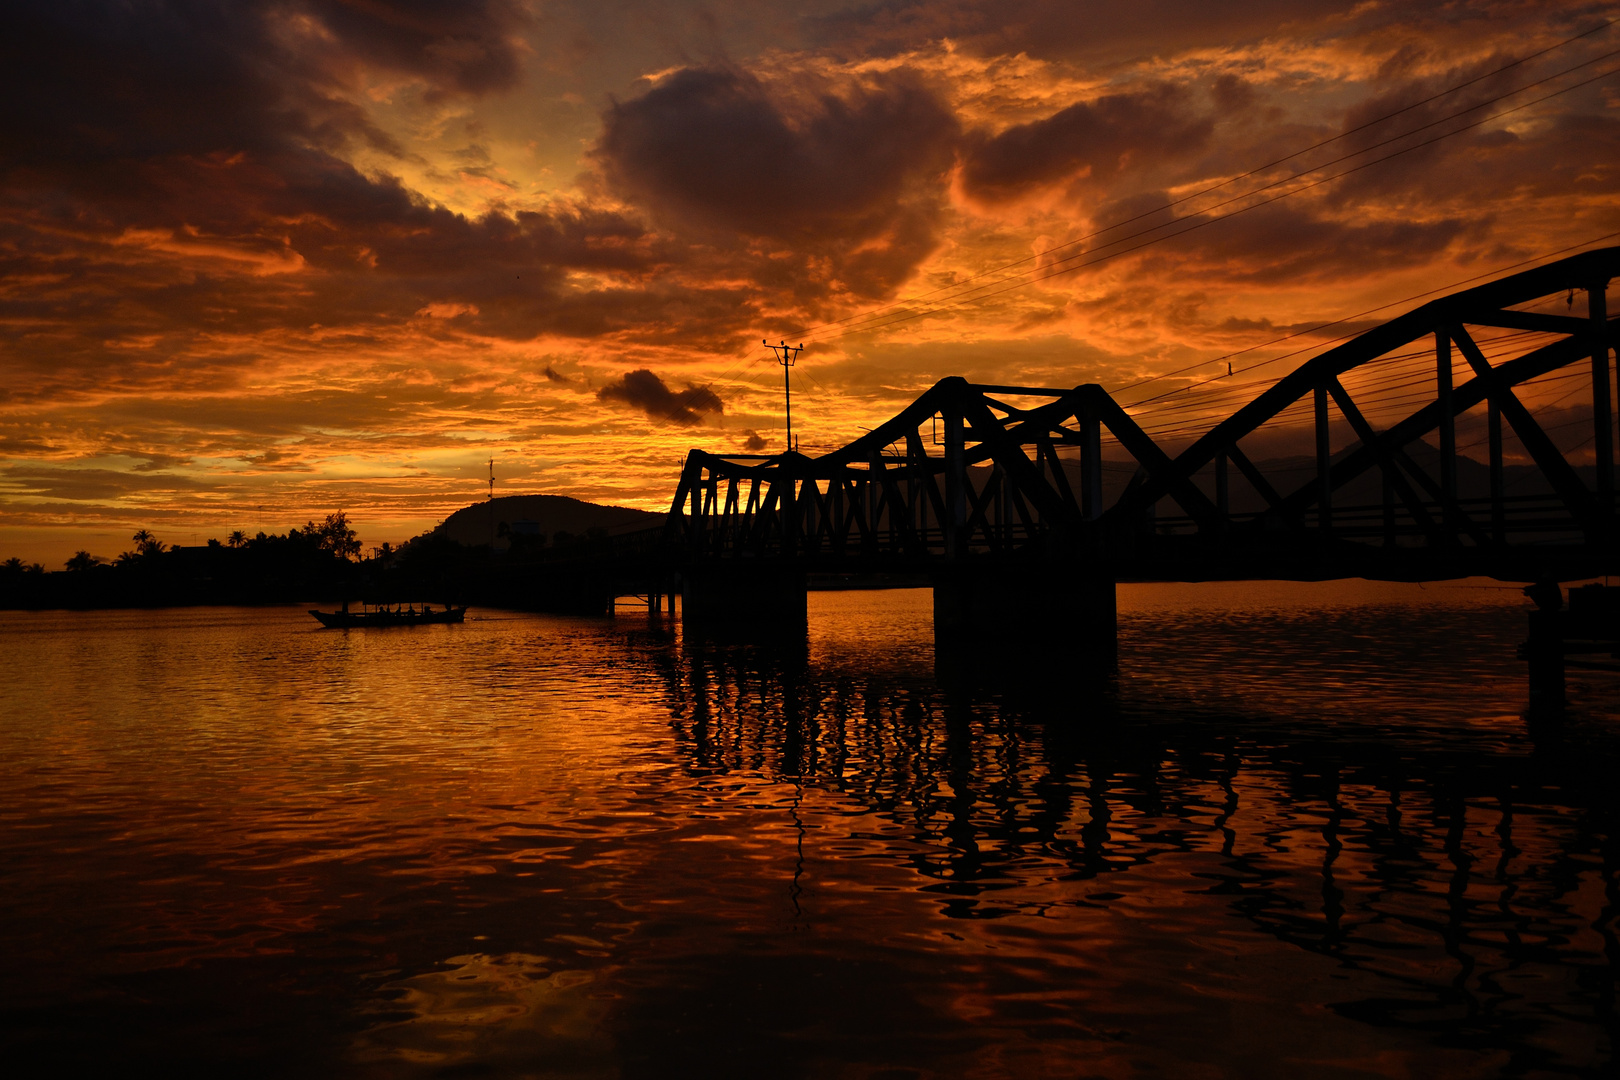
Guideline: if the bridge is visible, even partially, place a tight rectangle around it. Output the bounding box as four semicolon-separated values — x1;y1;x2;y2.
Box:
659;247;1619;655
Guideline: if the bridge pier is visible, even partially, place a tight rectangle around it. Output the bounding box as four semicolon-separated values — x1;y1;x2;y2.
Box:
932;565;1116;669
1523;580;1566;715
681;566;808;627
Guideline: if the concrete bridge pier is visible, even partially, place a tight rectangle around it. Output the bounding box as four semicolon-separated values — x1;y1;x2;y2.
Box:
681;566;808;627
932;565;1117;670
1523;580;1566;716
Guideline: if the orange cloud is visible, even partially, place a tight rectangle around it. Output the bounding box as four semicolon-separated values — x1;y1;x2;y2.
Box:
2;0;1617;564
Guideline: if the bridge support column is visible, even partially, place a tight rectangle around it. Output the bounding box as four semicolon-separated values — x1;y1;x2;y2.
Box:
932;565;1116;670
1592;282;1613;511
1523;581;1565;715
681;566;807;627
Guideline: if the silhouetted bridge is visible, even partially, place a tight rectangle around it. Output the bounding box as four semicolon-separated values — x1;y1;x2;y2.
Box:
652;247;1618;652
487;248;1616;657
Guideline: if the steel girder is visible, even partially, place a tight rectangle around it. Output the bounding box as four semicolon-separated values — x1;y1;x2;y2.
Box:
667;247;1620;579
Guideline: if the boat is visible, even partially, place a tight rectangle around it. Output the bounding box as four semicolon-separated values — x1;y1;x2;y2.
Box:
309;603;467;628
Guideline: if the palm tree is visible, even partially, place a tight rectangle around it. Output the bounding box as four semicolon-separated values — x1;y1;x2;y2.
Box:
2;557;21;573
64;550;100;572
227;530;246;548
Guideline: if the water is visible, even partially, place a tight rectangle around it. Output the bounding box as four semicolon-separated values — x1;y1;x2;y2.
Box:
2;583;1618;1077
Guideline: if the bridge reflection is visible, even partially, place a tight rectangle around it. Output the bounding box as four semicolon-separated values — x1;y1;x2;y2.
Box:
646;621;1620;1049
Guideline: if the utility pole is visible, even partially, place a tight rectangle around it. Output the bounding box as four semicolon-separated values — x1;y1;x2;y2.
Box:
765;339;804;451
488;457;496;549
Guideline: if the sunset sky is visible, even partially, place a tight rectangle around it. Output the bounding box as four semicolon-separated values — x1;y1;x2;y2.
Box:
3;0;1618;563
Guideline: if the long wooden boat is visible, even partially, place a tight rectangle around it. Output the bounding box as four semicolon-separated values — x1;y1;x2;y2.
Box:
309;604;467;628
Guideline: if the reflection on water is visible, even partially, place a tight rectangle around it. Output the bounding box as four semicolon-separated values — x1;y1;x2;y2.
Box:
1;583;1617;1076
354;955;611;1075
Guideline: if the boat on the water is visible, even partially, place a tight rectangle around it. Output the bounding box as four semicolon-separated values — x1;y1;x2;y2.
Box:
309;603;467;628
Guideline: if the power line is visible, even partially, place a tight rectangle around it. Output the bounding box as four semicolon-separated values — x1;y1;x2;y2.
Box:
1114;228;1620;412
1090;260;1582;400
1137;328;1543;424
1129;328;1541;422
1135;333;1589;443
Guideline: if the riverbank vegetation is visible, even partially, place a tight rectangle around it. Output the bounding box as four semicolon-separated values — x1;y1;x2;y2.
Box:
0;509;641;610
2;513;365;609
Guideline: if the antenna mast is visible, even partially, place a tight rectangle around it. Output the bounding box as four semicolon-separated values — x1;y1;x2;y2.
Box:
764;339;804;451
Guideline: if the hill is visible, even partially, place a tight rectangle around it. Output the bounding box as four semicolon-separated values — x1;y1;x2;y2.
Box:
437;494;663;550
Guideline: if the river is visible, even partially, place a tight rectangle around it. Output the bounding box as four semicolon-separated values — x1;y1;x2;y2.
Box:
2;582;1617;1077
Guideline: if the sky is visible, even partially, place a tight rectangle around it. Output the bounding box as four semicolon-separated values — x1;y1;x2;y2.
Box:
3;0;1618;564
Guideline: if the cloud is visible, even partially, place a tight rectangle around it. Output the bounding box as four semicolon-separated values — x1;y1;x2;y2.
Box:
0;0;693;386
1;465;211;503
597;369;724;426
292;0;531;96
811;0;1445;66
594;64;959;302
1319;63;1620;208
2;1;509;180
597;65;957;240
0;143;697;395
2;0;1615;565
960;83;1214;203
1106;198;1472;285
0;437;60;455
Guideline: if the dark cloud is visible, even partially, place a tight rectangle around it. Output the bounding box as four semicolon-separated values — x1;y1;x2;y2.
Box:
295;0;530;96
960;83;1214;203
594;65;958;300
1210;73;1260;114
810;0;1468;65
0;437;61;455
1320;51;1620;208
0;186;676;386
1;466;211;503
597;370;724;427
1124;198;1470;285
0;0;715;383
740;429;770;451
2;1;527;178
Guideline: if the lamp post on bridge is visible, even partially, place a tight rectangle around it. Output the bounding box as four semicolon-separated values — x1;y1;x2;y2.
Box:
765;339;803;452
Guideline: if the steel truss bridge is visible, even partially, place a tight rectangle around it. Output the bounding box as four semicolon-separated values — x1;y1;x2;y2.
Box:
668;248;1620;588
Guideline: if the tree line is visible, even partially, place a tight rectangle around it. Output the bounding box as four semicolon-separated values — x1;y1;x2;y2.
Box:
1;512;369;608
1;509;634;611
30;511;364;574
